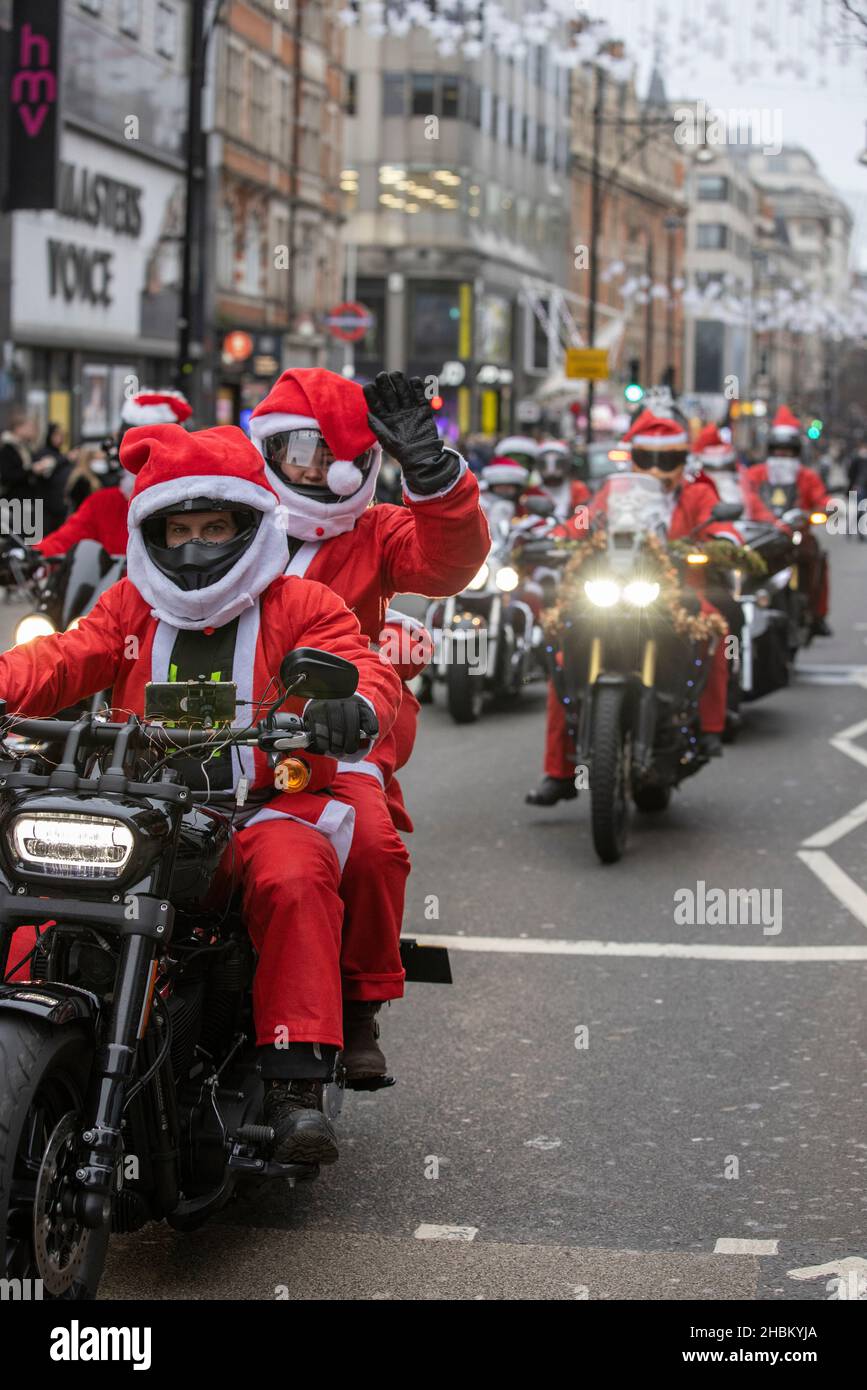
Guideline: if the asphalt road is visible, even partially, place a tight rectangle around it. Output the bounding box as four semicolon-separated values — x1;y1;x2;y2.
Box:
2;536;865;1301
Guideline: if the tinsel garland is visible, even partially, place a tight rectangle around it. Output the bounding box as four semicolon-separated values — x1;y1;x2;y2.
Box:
544;530;730;644
668;537;768;578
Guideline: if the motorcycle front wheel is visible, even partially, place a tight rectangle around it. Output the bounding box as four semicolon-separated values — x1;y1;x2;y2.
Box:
0;1017;109;1300
589;685;630;863
446;662;484;723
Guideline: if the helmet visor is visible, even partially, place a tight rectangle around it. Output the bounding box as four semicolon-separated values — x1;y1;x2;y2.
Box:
263;428;331;473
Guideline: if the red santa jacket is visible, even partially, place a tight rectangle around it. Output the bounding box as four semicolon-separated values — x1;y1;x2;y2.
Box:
0;573;401;844
565;471;742;543
36;486;129;557
746;461;830;514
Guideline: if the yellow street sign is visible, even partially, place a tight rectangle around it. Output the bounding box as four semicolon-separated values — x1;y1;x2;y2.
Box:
565;347;609;380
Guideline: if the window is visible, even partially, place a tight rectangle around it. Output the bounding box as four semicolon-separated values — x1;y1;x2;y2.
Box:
697;175;729;202
217;203;235;289
696;223;728;250
226;44;245;138
242;211;263;295
535;123;547;164
250;61;270;150
695;319;725;393
411;74;435;117
344;72;357;116
408;284;462;359
441;77;460;119
276;73;292;164
155;3;177;60
299;87;322;172
383;73;405;116
119;0;141;37
467;80;481;128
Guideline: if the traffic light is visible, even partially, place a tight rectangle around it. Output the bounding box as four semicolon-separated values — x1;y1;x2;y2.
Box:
807;418;823;440
625;358;643;404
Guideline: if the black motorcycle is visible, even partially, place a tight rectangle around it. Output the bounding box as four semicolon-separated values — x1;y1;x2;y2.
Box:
5;540;127;649
532;475;735;863
0;650;449;1299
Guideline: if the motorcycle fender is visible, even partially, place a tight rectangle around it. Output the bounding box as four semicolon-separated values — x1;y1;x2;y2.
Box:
0;979;99;1031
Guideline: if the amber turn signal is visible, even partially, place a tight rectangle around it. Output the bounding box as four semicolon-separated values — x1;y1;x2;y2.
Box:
275;756;312;793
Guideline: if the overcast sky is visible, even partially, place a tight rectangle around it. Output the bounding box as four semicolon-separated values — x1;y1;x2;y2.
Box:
581;0;867;264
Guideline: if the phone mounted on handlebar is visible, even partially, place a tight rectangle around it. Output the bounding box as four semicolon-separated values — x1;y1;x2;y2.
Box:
144;680;237;727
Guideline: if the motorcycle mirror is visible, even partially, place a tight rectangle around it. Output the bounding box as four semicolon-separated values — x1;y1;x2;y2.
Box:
524;495;556;517
279;648;359;700
710;501;743;522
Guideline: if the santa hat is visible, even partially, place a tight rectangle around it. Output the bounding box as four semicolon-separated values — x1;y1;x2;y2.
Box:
251;368;377;492
769;405;801;441
482;458;529;489
494;435;539;460
121;424;288;631
693;423;736;467
622;410;688;450
120;390;192;429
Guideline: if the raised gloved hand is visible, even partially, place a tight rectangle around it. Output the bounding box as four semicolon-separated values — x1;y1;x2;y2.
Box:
363;370;460;496
303;696;378;757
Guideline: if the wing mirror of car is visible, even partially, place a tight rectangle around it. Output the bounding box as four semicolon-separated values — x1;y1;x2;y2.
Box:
523;494;556;517
280;648;359;700
710;501;744;523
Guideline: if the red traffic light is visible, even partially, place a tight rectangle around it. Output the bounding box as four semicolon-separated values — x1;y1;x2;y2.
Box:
430;395;443;410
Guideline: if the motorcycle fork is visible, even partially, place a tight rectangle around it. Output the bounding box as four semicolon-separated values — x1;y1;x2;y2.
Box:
76;931;158;1228
633;641;658;773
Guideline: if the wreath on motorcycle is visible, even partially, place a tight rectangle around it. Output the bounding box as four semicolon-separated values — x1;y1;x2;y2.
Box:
543;530;730;644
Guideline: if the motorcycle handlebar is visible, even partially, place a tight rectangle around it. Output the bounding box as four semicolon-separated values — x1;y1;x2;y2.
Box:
3;713;312;752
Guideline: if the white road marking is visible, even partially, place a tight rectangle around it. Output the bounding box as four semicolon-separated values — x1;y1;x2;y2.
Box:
407;934;867;961
797;664;867;686
787;1257;867;1300
796;851;867;929
715;1238;779;1255
414;1224;478;1242
801;797;867;848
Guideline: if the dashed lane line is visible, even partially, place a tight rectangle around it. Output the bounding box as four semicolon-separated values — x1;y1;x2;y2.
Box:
407;934;867;961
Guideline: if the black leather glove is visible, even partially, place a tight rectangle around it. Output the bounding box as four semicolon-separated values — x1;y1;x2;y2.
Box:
303;696;378;757
363;370;460;496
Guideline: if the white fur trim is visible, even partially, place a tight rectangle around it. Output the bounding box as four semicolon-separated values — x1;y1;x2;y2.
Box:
402;448;468;504
248;412;318;442
631;431;688;449
284;540;322;577
128;473;278;528
496;436;539;458
260;448;381;542
326;459;364;495
245;798;356;874
121;401;182;427
481;462;528;488
334;759;385;787
127;502;288;631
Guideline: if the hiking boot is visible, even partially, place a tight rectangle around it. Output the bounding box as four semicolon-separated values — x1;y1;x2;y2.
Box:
263;1080;338;1165
341;1001;387;1083
525;775;578;806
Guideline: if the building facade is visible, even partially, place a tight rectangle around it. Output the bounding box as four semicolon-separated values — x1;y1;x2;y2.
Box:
4;0;188;442
340;8;573;440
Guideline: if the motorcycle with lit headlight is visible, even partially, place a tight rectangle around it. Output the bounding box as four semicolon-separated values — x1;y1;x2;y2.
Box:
0;649;450;1299
529;475;729;863
2;540;126;650
424;512;544;723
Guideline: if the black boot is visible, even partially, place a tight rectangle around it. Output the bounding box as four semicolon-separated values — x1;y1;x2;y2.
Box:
263;1080;339;1165
526;775;577;806
341;1001;387;1083
700;732;723;759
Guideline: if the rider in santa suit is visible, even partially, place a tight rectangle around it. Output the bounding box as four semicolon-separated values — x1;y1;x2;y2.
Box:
536;439;591;521
248;368;489;1082
691;423;779;525
35;391;191;559
746;405;833;635
526;411;739;807
0;423;401;1166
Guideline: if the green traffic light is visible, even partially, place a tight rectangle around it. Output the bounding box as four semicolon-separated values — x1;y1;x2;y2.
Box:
624;383;644;403
807;426;821;439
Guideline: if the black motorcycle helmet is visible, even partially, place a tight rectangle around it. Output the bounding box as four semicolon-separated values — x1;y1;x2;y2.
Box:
261;428;377;504
142;496;261;591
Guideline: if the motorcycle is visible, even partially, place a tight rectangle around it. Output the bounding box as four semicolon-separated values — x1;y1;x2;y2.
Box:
423;504;545;724
531;474;734;864
0;649;450;1299
8;540;127;647
753;460;830;637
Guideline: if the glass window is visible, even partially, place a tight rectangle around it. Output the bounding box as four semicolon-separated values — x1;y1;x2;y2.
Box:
345;72;357;116
441;76;460;119
227;44;245;138
408;284;461;359
411;74;435;117
217;203;235;289
535;123;547;164
242;211;263;295
250;61;270;150
467;80;481;128
383;73;405;116
697;223;728;250
155;3;177;60
697;175;729;202
695;319;725;392
119;0;141;37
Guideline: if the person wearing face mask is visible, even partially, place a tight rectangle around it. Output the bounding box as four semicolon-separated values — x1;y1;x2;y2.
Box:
746;406;833;636
0;423;402;1165
526;411;738;807
249;368;489;1084
34;391;191;559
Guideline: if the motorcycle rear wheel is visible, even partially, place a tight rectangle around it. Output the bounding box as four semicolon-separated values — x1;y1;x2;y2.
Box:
0;1017;109;1300
590;685;630;863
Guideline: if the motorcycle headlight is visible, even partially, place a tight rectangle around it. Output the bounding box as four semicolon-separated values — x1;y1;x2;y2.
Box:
495;565;520;592
7;813;135;881
584;579;620;608
467;563;489;591
14;613;56;645
622;580;660;608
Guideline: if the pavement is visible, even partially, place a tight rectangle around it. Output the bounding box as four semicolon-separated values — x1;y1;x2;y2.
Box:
2;535;865;1301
